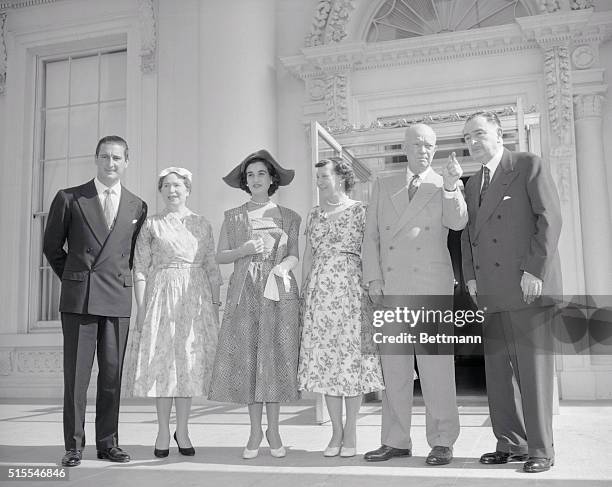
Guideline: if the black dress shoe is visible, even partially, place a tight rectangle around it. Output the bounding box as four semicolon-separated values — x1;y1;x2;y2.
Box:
174;432;195;456
61;449;82;467
154;448;169;458
479;451;529;464
523;457;553;473
426;446;453;465
364;445;412;462
97;446;131;463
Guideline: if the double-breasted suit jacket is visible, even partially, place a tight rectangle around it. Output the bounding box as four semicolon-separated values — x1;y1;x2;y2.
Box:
363;168;467;295
43;178;146;452
44;179;148;317
362;168;467;450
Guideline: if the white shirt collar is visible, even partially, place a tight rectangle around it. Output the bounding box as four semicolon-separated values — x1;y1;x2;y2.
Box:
482;147;504;179
94;178;122;197
406;165;432;186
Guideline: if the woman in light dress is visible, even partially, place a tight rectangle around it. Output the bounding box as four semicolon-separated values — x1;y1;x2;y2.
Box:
208;150;301;459
130;167;222;458
298;157;384;457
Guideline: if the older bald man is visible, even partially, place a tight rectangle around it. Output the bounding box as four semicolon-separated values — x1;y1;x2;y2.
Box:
362;124;467;465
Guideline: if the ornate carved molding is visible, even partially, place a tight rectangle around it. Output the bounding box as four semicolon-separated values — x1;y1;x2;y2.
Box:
544;45;573;142
538;0;562;14
326;105;538;136
324;0;355;44
305;0;355;47
571;0;594;9
14;350;62;374
573;93;605;119
138;0;156;74
307;77;326;101
0;351;11;375
553;157;572;203
0;0;58;8
0;11;6;96
325;73;349;127
571;44;596;68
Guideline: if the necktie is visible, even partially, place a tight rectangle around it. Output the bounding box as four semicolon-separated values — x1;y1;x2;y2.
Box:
103;188;115;229
479;166;490;207
408;175;420;202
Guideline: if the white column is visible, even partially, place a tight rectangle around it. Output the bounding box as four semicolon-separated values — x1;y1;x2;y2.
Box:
574;93;612;295
197;0;278;231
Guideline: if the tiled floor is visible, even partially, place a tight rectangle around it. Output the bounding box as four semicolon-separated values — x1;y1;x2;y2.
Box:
1;397;611;486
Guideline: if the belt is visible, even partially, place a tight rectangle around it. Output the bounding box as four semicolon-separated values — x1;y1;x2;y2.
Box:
158;263;201;269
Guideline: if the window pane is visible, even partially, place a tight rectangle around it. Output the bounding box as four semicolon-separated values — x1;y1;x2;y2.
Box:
40;264;60;321
42;159;67;210
69;104;98;157
68;157;94;188
99;101;126;139
44;108;68;160
70;55;99;104
100;51;127;101
45;59;69;108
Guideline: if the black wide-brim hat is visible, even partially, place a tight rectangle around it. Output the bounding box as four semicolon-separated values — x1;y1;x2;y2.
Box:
222;149;295;188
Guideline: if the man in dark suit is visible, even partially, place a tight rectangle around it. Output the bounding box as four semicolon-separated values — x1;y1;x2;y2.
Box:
461;112;562;473
43;135;147;467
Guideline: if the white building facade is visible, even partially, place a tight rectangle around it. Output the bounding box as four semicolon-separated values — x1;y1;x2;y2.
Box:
1;0;611;399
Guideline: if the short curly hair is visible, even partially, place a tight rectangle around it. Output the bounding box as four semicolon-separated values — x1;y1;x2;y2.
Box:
239;159;281;196
315;157;355;193
157;172;192;193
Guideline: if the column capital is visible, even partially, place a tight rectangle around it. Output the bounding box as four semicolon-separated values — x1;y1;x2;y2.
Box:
573;93;606;120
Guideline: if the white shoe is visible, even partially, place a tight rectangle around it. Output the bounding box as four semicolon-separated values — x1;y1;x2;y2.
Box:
324;446;341;457
242;447;259;459
270;445;286;458
340;446;356;457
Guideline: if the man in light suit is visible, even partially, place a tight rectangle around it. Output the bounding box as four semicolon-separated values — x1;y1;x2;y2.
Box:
461;111;562;473
43;136;147;467
363;123;467;465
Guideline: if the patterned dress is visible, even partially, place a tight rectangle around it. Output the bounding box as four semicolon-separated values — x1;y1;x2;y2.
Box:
298;202;385;396
127;210;222;397
208;204;301;404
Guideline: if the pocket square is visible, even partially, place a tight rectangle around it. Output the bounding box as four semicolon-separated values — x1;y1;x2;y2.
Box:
503;196;511;201
131;219;138;224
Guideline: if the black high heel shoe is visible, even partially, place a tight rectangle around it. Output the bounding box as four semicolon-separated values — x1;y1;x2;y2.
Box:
153;447;169;458
174;432;195;456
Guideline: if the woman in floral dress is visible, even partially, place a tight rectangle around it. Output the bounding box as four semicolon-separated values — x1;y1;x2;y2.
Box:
298;157;384;458
130;167;222;458
208;150;301;460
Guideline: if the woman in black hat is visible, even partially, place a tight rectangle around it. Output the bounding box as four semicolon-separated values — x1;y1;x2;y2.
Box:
208;150;301;459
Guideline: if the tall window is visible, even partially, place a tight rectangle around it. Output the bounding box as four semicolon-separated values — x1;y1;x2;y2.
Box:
31;48;127;328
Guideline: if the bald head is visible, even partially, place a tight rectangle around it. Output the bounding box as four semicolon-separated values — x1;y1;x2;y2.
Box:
404;123;437;174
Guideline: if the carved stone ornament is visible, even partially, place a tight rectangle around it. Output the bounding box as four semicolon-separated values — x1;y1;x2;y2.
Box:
304;0;355;47
544;45;572;143
15;350;62;374
573;93;605;120
138;0;156;74
325;73;349;127
326;104;538;136
539;0;562;13
0;350;11;375
308;78;326;101
571;0;594;9
571;44;595;68
0;11;6;96
553;159;572;203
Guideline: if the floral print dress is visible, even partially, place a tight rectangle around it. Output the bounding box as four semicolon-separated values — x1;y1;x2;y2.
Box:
127;210;222;397
298;202;384;396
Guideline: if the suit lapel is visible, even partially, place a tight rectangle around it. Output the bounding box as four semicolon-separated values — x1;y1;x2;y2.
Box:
382;176;407;220
474;149;519;238
77;180;110;246
391;169;439;238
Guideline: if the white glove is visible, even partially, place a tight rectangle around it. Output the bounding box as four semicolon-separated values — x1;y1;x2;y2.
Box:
264;256;298;301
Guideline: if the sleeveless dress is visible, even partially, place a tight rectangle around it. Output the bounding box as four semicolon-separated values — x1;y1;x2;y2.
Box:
298;202;384;396
126;210;222;397
208;204;301;404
